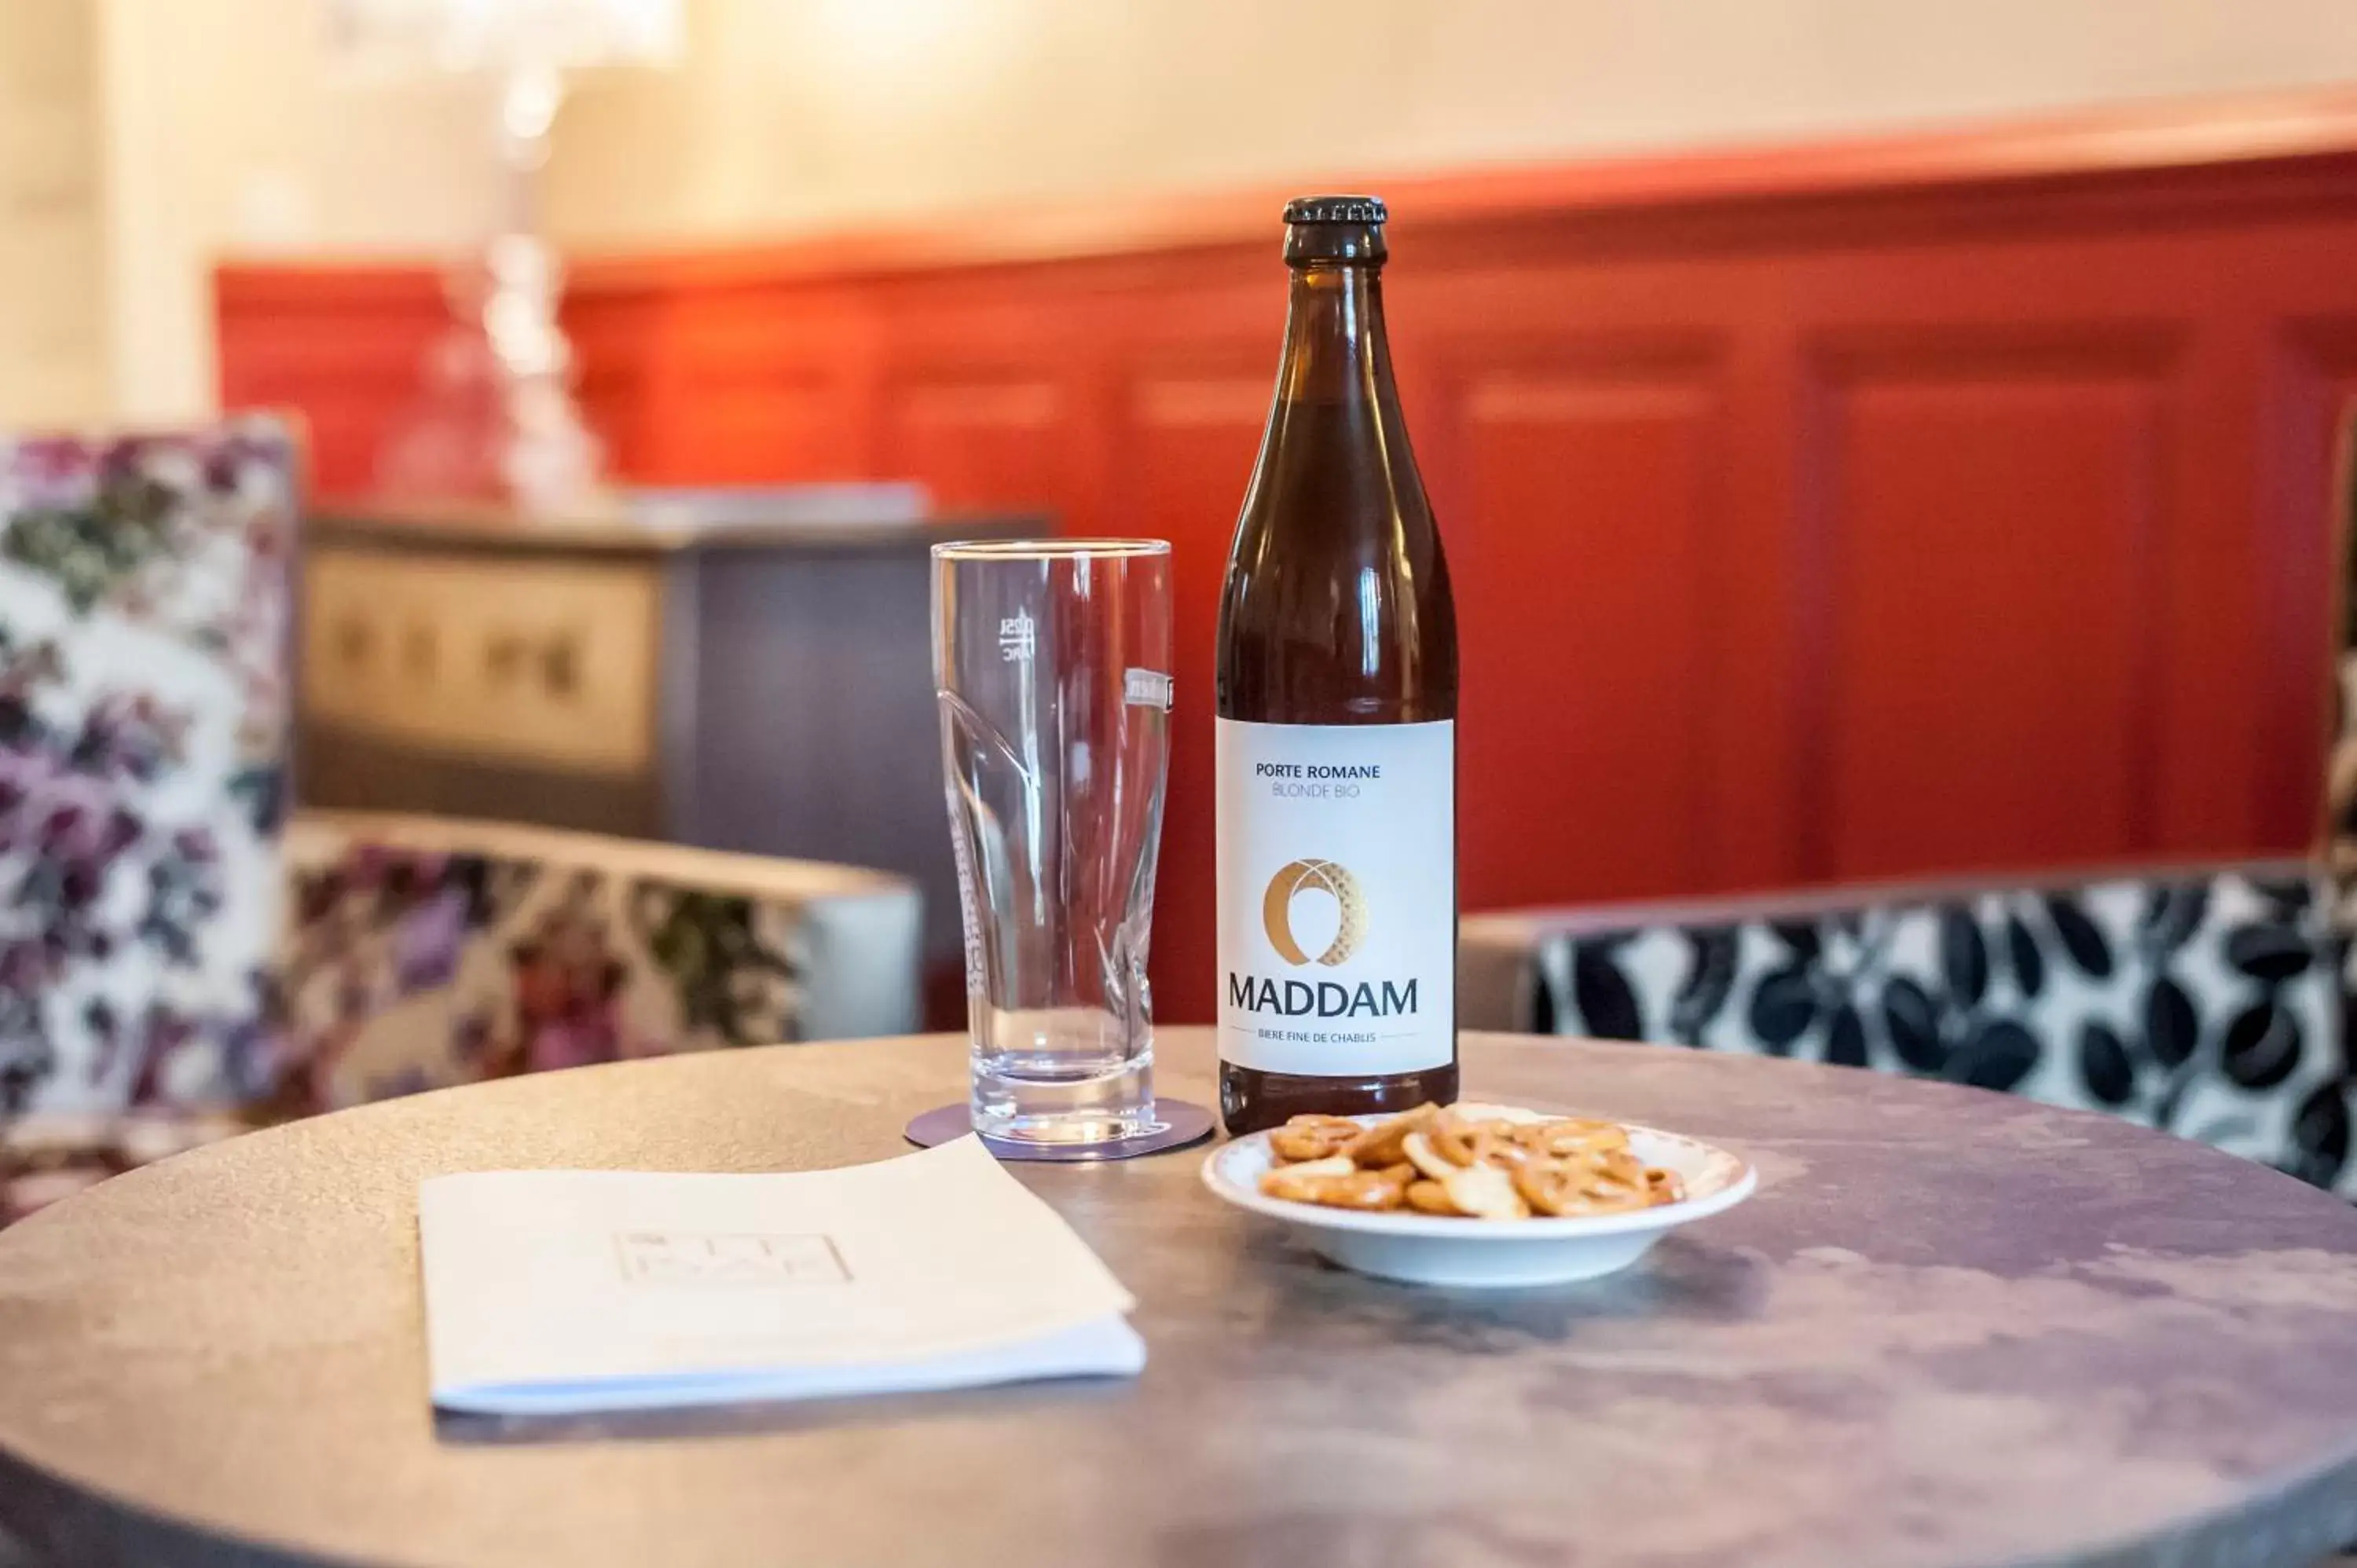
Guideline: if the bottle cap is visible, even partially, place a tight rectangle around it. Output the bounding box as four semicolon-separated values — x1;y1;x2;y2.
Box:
1282;196;1388;265
1282;195;1387;225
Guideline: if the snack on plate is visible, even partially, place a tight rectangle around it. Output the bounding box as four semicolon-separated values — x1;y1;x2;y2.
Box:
1255;1103;1684;1220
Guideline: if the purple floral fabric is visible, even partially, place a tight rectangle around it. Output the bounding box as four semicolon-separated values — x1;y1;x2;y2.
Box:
0;423;294;1116
276;823;805;1110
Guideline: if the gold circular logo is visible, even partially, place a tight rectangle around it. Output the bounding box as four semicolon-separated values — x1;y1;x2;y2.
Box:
1262;859;1366;967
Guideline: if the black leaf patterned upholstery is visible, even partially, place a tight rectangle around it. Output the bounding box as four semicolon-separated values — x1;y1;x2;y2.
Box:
1462;863;2352;1194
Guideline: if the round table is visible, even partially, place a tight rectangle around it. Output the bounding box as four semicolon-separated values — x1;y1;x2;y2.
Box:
5;1031;2357;1568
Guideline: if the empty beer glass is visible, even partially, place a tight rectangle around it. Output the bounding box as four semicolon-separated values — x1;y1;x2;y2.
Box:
932;540;1173;1144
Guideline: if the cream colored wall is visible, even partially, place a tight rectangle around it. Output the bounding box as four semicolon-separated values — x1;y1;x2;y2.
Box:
6;0;2357;425
543;0;2357;247
0;0;110;426
96;0;499;423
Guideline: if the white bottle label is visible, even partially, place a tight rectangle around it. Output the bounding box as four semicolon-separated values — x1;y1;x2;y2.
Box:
1215;717;1454;1075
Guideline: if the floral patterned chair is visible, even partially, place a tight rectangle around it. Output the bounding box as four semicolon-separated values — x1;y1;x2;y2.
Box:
0;423;922;1220
4;810;920;1218
0;419;295;1138
275;811;921;1113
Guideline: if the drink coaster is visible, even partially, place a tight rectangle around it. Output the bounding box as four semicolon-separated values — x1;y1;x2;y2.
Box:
904;1100;1217;1162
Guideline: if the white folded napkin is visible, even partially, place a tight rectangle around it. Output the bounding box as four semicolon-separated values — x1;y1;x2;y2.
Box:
416;1135;1144;1414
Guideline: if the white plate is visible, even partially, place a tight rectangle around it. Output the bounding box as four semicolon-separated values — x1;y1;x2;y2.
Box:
1201;1108;1757;1288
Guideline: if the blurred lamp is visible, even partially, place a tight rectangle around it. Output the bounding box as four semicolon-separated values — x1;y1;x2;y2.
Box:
327;0;684;516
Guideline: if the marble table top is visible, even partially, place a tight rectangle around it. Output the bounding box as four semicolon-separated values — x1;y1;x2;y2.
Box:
3;1030;2357;1567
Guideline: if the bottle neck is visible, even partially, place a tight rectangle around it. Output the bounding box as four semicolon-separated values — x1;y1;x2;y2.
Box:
1274;262;1393;409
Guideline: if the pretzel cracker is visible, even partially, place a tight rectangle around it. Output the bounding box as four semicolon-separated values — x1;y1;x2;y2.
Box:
1256;1104;1684;1220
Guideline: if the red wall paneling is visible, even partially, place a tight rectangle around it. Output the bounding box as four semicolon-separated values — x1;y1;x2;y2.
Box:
1820;329;2168;878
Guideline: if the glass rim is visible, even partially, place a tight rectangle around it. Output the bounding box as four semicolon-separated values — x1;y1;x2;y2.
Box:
932;537;1171;562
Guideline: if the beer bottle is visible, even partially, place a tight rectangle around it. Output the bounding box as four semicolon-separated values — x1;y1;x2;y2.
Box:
1215;195;1459;1134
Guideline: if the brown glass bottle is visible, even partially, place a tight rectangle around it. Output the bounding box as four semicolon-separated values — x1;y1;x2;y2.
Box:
1215;196;1459;1135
